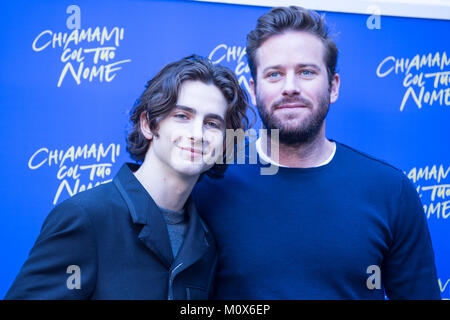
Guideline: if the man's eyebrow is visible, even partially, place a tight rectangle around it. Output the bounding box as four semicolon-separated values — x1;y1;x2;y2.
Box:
205;113;226;125
174;105;196;114
261;65;283;74
262;63;321;74
297;63;321;70
175;105;225;125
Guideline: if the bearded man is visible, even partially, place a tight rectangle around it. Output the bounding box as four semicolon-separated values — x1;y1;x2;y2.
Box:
193;6;440;300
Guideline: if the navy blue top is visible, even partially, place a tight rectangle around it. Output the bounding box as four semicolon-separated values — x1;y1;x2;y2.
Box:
193;141;441;299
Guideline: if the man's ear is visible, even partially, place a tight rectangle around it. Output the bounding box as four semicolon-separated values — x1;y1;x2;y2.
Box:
329;73;340;104
140;111;154;140
250;78;257;106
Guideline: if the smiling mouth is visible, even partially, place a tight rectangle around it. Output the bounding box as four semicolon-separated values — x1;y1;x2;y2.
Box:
276;104;307;109
178;146;203;155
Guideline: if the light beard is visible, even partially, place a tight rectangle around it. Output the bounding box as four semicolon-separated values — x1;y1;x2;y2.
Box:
256;90;331;146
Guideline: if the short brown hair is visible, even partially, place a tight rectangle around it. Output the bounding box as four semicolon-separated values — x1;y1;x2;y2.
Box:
126;55;252;178
246;6;338;86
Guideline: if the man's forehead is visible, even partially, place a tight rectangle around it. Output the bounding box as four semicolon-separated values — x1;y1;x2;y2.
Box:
176;80;228;118
255;31;327;71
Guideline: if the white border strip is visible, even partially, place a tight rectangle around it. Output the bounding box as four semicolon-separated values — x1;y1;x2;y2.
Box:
191;0;450;20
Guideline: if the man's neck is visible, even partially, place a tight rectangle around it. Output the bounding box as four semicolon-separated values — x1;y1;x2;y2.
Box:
261;126;335;168
133;153;198;212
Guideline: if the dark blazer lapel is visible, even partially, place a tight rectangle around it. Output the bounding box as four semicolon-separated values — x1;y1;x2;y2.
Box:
136;217;174;268
172;197;209;273
113;163;174;268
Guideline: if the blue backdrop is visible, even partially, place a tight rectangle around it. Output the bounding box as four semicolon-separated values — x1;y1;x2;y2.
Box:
0;0;449;299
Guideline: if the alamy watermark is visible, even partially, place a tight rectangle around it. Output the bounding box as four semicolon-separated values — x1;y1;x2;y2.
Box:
66;264;81;290
366;5;381;30
170;128;281;175
366;265;381;290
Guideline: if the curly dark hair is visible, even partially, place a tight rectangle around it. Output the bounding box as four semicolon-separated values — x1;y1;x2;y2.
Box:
126;55;253;178
247;6;338;86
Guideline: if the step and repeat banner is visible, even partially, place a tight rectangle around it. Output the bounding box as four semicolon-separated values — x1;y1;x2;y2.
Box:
0;0;448;298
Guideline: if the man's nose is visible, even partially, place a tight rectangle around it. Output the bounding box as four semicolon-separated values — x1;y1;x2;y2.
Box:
282;73;300;96
188;119;204;145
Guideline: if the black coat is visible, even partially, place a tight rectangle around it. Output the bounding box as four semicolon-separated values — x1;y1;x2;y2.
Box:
5;163;217;300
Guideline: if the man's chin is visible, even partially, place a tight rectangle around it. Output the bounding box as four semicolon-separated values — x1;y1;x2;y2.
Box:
270;122;321;145
269;111;312;128
172;158;217;178
269;122;308;137
280;128;322;145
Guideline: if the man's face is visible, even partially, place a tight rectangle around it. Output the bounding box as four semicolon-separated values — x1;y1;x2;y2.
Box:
251;31;339;145
146;80;228;178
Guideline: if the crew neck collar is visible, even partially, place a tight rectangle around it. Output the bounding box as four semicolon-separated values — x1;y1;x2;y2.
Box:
255;137;337;169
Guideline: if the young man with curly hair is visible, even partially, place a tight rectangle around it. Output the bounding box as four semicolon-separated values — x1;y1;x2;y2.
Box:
6;55;251;300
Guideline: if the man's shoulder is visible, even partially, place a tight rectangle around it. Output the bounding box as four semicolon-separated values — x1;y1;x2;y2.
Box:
193;162;257;211
197;162;256;189
332;141;417;199
49;180;126;226
61;180;120;207
336;141;405;178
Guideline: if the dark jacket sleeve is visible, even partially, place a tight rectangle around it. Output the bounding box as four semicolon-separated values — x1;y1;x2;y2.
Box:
4;200;98;299
382;175;441;300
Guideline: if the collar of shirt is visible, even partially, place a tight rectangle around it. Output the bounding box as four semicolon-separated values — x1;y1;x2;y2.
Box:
255;137;336;168
158;205;186;225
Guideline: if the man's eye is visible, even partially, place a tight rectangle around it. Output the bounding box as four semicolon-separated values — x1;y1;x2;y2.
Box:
174;113;188;119
301;70;314;76
205;121;220;129
267;72;281;78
